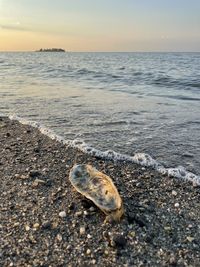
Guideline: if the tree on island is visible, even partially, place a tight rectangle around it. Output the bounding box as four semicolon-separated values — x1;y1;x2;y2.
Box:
36;48;65;52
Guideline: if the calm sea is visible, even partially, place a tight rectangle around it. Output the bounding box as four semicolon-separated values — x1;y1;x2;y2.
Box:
0;52;200;177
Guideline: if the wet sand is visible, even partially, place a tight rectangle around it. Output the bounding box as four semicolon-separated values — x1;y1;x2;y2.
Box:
0;116;200;267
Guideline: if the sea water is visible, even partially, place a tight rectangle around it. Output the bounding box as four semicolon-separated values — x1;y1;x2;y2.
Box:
0;52;200;183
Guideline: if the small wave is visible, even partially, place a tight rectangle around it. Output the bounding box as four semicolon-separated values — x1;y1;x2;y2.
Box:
76;68;95;75
188;83;200;89
133;71;143;76
75;67;122;82
151;75;200;91
1;63;16;67
89;120;128;127
150;92;200;102
8;114;200;186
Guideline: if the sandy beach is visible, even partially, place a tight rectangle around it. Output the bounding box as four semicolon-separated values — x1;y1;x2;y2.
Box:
0;116;200;267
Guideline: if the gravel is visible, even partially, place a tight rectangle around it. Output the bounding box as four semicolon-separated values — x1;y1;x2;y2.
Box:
0;116;200;267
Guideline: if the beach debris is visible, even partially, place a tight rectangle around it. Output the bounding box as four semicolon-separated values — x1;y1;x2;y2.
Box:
186;236;195;242
69;164;124;222
32;178;46;187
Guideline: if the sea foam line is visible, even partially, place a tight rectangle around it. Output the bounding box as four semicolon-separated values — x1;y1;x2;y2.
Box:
9;114;200;186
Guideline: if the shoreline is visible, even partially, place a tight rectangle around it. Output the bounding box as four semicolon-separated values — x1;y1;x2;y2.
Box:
0;116;200;266
8;114;200;187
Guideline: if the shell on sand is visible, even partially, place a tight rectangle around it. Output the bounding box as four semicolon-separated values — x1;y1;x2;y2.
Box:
69;164;124;221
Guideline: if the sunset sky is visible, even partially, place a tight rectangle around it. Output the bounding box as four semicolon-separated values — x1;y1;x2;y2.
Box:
0;0;199;52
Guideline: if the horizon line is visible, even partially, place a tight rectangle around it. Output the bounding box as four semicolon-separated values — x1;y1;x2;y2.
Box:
0;50;200;53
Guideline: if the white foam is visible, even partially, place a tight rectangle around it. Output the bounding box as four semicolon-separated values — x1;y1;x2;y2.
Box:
8;114;200;186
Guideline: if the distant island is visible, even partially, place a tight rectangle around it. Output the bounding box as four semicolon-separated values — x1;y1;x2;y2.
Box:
36;48;65;52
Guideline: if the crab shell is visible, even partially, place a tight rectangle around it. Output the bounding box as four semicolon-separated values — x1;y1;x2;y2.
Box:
69;164;124;222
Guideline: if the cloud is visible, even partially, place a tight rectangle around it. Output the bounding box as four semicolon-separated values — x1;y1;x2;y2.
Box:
0;23;29;31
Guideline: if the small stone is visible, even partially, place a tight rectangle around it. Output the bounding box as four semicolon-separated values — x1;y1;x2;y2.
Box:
59;211;67;218
164;226;171;231
80;226;86;235
42;221;51;230
91;259;96;264
172;190;177;196
56;234;62;242
86;249;91;255
129;231;136;238
174;203;179;208
75;211;82;217
20;175;28;180
113;234;127;248
89;207;95;212
83;210;89;216
29;170;41;178
127;212;146;227
29;235;36;244
87;234;92;239
103;231;109;240
52;222;58;229
33;223;40;229
81;199;93;209
45;179;53;187
68;203;75;210
25;225;30;231
33;147;40;153
104;250;109;255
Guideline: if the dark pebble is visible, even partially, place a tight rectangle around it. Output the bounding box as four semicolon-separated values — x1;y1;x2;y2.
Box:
34;147;40;153
81;199;94;209
145;231;156;243
127;212;136;224
6;132;11;137
68;202;75;210
127;212;146;227
113;235;127;248
46;179;53;187
29;170;41;178
41;221;52;230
